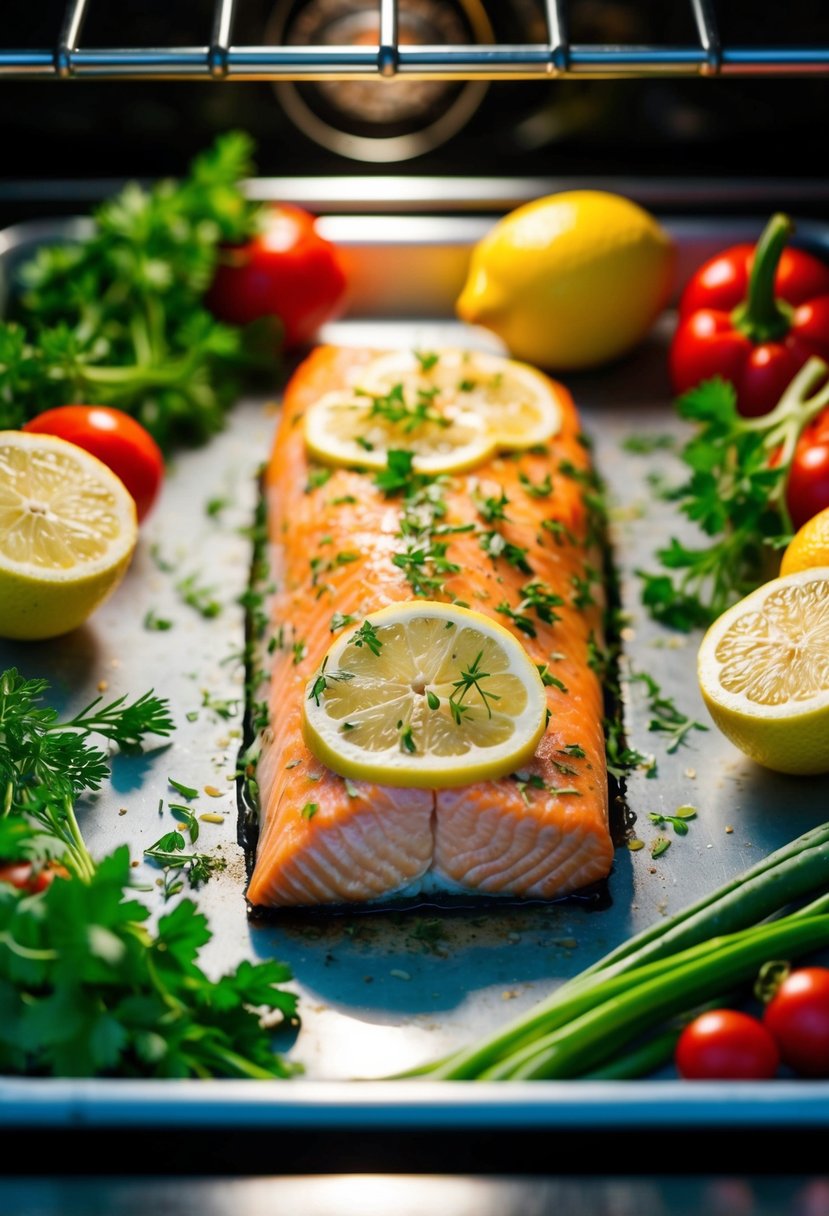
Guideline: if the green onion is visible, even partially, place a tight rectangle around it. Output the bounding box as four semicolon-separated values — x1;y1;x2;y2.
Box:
410;821;829;1082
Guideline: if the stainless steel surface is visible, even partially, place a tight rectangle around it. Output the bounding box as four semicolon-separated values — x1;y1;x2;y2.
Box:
4;177;829;217
0;0;828;80
1;213;829;1125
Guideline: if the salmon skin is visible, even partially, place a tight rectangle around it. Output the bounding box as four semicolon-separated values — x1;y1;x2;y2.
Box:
247;345;613;909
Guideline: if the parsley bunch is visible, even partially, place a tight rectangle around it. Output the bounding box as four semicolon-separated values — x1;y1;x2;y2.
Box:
0;847;297;1079
639;358;829;629
0;133;275;451
0;668;298;1079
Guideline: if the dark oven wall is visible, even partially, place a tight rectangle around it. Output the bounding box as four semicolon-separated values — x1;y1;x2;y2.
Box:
2;0;829;223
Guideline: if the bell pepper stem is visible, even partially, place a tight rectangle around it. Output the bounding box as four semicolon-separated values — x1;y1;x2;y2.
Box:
732;212;795;343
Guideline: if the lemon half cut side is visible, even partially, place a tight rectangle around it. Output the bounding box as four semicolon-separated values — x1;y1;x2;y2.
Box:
355;348;563;450
697;568;829;775
302;600;548;789
0;430;138;640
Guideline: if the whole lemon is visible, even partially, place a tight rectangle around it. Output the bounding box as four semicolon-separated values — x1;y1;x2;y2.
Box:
779;505;829;577
456;190;676;372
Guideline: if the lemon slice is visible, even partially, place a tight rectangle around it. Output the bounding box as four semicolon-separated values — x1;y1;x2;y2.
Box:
354;348;562;449
697;569;829;775
0;430;138;640
302;601;548;788
304;390;496;475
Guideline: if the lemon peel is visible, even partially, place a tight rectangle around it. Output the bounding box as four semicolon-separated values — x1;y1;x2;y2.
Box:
697;568;829;775
0;430;137;640
780;506;829;577
302;601;548;789
456;190;676;371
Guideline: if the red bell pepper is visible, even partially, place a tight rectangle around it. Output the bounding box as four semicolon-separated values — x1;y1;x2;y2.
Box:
669;213;829;417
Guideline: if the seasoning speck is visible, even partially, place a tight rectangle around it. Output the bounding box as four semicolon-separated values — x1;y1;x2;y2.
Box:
118;807;128;817
725;825;734;834
97;680;109;693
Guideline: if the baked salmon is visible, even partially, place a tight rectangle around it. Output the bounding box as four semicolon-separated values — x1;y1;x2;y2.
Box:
247;345;613;908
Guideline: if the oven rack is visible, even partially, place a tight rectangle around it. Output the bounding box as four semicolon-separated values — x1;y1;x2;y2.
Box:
2;0;828;81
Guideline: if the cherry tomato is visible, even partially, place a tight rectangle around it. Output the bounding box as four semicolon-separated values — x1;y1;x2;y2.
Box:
0;861;68;893
675;1009;780;1080
23;405;164;522
206;203;348;350
763;967;829;1078
786;406;829;530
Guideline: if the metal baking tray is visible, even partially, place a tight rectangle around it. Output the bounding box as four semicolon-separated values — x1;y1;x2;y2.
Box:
1;209;829;1134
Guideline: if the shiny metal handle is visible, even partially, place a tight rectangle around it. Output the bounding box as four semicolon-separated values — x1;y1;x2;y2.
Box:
1;0;828;80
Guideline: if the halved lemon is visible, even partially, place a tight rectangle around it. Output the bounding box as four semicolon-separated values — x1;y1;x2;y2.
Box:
304;390;496;475
697;569;829;775
353;348;562;449
302;600;548;788
0;430;138;640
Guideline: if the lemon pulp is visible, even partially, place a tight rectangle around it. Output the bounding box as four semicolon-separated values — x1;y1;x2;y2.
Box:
354;348;562;449
302;601;548;788
697;569;829;775
304;390;496;475
0;431;137;640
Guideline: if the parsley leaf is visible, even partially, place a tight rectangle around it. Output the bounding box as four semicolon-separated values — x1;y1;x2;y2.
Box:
638;367;829;628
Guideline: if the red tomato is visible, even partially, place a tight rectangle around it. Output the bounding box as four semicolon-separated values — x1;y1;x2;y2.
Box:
23;406;164;522
675;1009;780;1080
763;967;829;1078
0;861;68;893
786;406;829;530
206;203;348;350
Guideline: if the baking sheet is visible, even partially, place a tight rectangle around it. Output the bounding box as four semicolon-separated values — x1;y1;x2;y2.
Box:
1;216;829;1125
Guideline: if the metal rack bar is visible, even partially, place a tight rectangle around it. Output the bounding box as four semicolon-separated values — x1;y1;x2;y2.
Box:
0;0;826;82
543;0;569;74
378;0;398;78
209;0;237;80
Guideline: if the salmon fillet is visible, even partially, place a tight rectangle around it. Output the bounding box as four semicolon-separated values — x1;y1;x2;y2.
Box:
247;345;613;908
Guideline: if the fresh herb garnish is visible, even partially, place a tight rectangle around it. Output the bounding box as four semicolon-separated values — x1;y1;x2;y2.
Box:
398;722;417;753
414;350;440;372
478;530;533;574
638;364;829;629
519;471;553;499
176;574;222;619
330;611;358;632
474;490;510;524
649;806;698;836
352;620;383;656
628;671;708;754
143;608;173;631
0;134;273;451
449;651;500;724
305;466;333;493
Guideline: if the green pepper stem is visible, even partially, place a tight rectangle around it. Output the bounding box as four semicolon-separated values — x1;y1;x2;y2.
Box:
732;212;795;344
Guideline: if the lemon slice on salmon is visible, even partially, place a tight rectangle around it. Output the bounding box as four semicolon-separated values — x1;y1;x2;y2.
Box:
697;569;829;775
302;601;548;789
354;348;562;449
304;390;496;475
0;430;137;640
